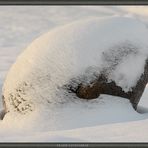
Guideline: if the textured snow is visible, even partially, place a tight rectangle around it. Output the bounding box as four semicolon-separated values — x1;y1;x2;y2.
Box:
0;94;148;142
2;16;148;115
0;6;148;142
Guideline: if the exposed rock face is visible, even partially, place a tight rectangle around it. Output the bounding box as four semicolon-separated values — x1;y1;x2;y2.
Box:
0;95;7;119
68;59;148;110
0;109;5;120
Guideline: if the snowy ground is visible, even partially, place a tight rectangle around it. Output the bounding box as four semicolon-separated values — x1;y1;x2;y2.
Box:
0;6;148;142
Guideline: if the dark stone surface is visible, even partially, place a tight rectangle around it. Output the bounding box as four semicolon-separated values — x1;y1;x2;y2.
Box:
0;95;7;119
130;59;148;109
0;109;5;120
69;59;148;110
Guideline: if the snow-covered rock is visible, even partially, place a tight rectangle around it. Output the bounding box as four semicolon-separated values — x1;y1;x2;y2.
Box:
2;16;148;115
75;58;148;110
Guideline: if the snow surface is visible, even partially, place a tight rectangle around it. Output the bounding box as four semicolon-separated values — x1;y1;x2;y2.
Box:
0;6;148;142
3;16;148;114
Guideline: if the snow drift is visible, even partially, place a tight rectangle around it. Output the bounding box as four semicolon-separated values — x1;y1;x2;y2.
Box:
2;16;148;116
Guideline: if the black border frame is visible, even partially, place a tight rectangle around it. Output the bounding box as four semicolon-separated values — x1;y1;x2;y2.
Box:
0;0;148;147
0;0;148;5
1;143;148;147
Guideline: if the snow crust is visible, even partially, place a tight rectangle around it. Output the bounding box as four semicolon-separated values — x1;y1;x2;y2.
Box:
0;94;148;142
0;95;145;134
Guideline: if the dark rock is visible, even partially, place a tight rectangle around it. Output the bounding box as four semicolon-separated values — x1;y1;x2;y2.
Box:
130;59;148;109
0;109;5;120
68;59;148;110
0;95;8;119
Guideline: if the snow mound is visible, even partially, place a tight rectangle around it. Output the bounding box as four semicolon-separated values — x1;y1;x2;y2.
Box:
0;95;144;132
2;16;148;114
